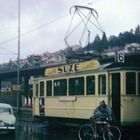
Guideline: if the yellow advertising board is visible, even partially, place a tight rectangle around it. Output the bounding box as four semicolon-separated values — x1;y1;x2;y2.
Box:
12;84;21;92
44;60;100;76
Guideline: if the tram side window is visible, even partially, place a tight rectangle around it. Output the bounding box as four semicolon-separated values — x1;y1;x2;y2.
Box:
40;81;44;96
86;76;95;95
126;72;136;95
138;73;140;95
54;79;67;96
98;75;106;95
46;81;52;96
69;77;84;95
36;83;38;97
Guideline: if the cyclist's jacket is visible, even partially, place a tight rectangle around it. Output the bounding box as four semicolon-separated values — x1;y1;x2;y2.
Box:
92;104;112;121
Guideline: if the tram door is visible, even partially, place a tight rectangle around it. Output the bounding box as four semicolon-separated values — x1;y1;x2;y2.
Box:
39;98;45;115
39;81;45;116
111;73;121;124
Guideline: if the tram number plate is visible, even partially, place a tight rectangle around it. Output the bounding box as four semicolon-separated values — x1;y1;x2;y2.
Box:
117;51;125;63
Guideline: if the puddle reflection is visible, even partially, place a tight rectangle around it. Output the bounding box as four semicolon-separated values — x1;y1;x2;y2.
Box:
16;123;48;140
0;122;79;140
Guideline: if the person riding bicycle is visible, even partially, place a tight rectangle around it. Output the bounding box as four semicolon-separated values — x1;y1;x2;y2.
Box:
90;100;112;123
79;101;121;140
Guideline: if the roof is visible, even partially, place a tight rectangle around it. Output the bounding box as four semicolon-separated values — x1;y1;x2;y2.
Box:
104;62;140;71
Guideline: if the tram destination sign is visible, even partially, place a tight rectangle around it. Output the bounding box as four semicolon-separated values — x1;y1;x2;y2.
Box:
45;60;100;76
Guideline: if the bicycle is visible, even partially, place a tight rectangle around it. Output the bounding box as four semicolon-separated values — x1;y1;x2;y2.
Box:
78;118;121;140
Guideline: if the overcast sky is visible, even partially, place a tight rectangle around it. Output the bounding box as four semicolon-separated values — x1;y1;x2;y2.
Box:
0;0;140;64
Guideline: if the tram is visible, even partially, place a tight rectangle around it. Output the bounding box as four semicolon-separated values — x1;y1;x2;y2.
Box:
32;55;140;127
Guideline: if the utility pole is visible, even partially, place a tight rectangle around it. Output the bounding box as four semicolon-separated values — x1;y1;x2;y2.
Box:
17;0;20;113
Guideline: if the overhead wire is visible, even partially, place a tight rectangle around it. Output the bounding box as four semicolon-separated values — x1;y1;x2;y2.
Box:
0;14;68;55
64;8;90;47
91;12;104;32
0;46;17;55
65;11;76;40
0;53;16;55
0;5;104;55
76;9;91;46
78;9;104;33
64;6;104;48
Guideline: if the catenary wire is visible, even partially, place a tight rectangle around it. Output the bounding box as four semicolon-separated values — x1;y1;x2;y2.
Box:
0;14;68;54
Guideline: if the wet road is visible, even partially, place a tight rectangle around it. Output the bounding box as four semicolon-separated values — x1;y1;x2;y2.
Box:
0;121;140;140
0;121;79;140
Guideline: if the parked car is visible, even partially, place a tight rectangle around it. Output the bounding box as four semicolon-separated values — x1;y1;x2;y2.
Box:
0;103;16;135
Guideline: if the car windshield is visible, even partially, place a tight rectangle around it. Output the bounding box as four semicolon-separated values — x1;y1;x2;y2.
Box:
0;108;11;114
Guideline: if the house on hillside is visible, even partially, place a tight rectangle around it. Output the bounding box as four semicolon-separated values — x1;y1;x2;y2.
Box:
45;51;66;66
123;43;140;53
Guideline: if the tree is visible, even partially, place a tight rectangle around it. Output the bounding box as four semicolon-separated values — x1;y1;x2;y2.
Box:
135;25;140;43
108;35;120;47
101;32;109;50
119;31;135;47
92;34;103;52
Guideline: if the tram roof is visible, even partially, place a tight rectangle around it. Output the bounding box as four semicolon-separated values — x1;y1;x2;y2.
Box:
32;61;140;81
104;62;140;71
31;53;140;81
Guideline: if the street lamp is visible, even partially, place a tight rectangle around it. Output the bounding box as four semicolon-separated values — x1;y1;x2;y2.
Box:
17;0;20;113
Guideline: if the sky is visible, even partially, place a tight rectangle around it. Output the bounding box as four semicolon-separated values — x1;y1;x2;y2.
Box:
0;0;140;64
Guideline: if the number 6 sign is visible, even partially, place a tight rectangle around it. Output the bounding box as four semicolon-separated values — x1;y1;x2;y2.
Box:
117;51;125;63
